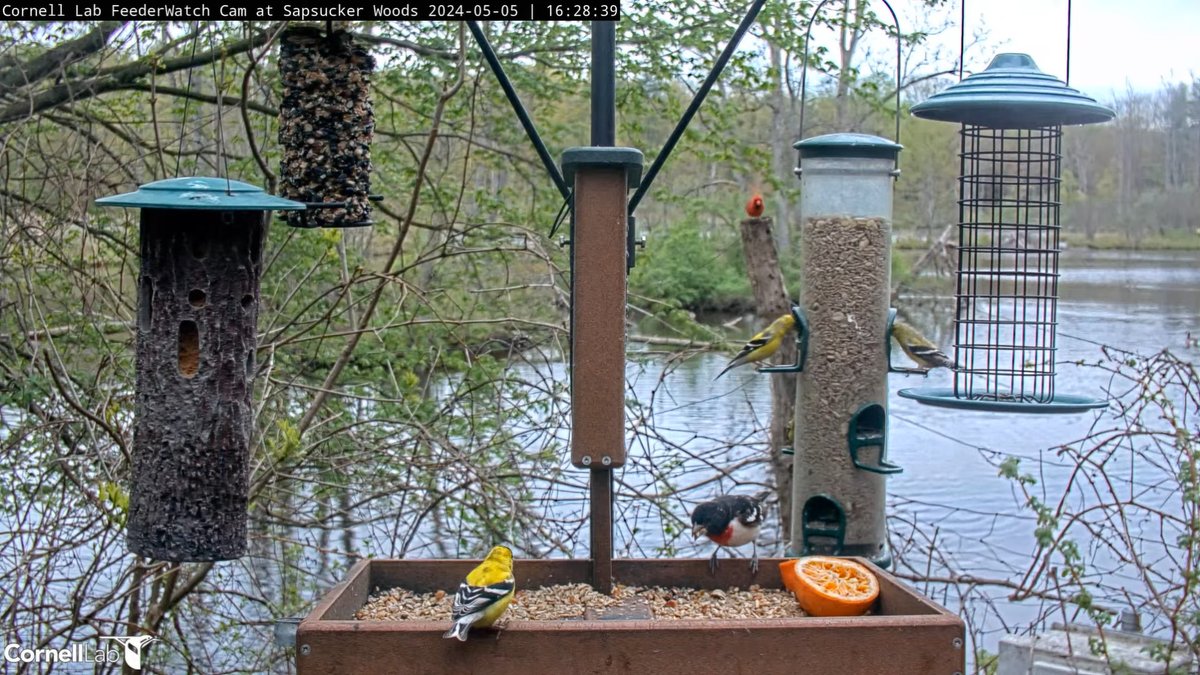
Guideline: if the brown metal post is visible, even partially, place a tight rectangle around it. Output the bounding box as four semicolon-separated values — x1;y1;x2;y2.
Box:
590;469;614;594
562;147;642;594
570;166;628;472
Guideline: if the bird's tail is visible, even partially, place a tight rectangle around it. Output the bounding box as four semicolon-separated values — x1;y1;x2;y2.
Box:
714;357;745;380
928;350;957;370
443;620;471;641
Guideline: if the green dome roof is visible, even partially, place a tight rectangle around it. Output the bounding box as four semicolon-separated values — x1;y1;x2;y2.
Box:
911;53;1114;128
97;177;306;211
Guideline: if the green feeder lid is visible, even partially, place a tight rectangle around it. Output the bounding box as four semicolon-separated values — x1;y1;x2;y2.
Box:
794;133;902;159
561;147;644;188
911;53;1115;128
898;387;1108;414
96;177;306;211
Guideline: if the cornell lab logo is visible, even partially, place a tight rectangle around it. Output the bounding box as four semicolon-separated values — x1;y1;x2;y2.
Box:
2;635;154;669
101;635;157;670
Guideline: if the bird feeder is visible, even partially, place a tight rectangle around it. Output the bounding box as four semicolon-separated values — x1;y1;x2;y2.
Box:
96;177;304;561
278;25;376;228
902;53;1114;413
789;133;902;567
295;17;963;673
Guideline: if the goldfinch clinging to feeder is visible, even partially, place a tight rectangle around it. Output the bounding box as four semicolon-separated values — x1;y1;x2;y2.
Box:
891;320;957;370
444;545;515;641
691;490;770;574
715;313;796;379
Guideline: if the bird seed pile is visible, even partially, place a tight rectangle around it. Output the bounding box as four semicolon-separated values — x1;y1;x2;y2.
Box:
357;583;805;622
796;216;891;539
279;27;375;228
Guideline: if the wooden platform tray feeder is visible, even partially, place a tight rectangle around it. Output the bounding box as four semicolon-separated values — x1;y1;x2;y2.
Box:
96;177;304;561
296;558;965;675
293;21;964;675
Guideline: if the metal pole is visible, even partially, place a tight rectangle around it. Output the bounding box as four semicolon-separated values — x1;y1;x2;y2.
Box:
628;0;767;214
466;21;571;200
589;19;616;594
590;21;617;147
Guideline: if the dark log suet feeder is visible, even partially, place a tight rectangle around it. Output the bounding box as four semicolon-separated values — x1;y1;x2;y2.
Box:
279;26;376;229
97;177;304;561
903;53;1114;413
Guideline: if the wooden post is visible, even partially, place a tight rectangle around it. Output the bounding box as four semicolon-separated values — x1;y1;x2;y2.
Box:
562;147;642;594
738;215;795;537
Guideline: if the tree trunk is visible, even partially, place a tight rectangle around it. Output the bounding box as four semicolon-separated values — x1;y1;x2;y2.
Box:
769;40;793;252
738;215;796;540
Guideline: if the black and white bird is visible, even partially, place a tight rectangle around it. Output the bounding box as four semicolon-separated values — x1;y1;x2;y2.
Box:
690;490;770;574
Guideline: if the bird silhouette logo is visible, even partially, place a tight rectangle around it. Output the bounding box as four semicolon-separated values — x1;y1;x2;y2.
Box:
101;635;156;670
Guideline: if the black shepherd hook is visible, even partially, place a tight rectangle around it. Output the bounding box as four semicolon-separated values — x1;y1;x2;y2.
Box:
798;0;903;172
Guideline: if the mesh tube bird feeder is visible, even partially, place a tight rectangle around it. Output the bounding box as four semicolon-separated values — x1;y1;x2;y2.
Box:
97;178;304;561
902;53;1114;413
278;25;376;228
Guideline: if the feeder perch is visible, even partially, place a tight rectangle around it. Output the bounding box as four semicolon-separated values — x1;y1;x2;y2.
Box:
847;403;902;475
278;26;376;229
903;53;1113;414
96;177;304;561
758;305;809;374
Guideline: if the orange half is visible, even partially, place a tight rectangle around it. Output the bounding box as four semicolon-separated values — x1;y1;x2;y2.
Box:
779;556;879;617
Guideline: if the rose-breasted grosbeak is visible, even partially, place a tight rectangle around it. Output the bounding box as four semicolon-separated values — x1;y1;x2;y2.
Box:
690;490;770;574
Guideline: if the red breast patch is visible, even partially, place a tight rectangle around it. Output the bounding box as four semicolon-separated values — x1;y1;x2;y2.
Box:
709;525;734;546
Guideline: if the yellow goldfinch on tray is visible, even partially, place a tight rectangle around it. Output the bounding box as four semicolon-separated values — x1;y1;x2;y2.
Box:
444;545;515;641
715;313;796;379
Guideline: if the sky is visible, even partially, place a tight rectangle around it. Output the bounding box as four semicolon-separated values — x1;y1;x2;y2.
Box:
952;0;1200;96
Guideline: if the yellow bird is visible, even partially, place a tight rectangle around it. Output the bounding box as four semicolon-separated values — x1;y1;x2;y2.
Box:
444;545;515;641
891;320;956;370
715;313;796;379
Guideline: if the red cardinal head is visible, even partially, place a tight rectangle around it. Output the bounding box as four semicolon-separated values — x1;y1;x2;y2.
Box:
745;193;764;218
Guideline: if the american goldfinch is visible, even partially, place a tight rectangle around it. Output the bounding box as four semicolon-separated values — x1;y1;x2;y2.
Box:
892;320;957;370
443;545;515;641
715;313;796;379
745;193;765;218
691;490;770;574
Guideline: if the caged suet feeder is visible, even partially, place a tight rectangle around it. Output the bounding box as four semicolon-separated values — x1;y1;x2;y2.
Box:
902;53;1115;414
96;177;304;561
278;25;377;229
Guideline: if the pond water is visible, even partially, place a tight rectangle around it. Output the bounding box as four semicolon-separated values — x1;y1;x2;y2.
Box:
642;249;1200;656
3;250;1195;672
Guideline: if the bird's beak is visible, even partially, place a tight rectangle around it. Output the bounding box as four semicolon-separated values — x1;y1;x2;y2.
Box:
691;524;706;540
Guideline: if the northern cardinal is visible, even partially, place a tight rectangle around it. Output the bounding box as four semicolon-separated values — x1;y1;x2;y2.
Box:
745;193;765;218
